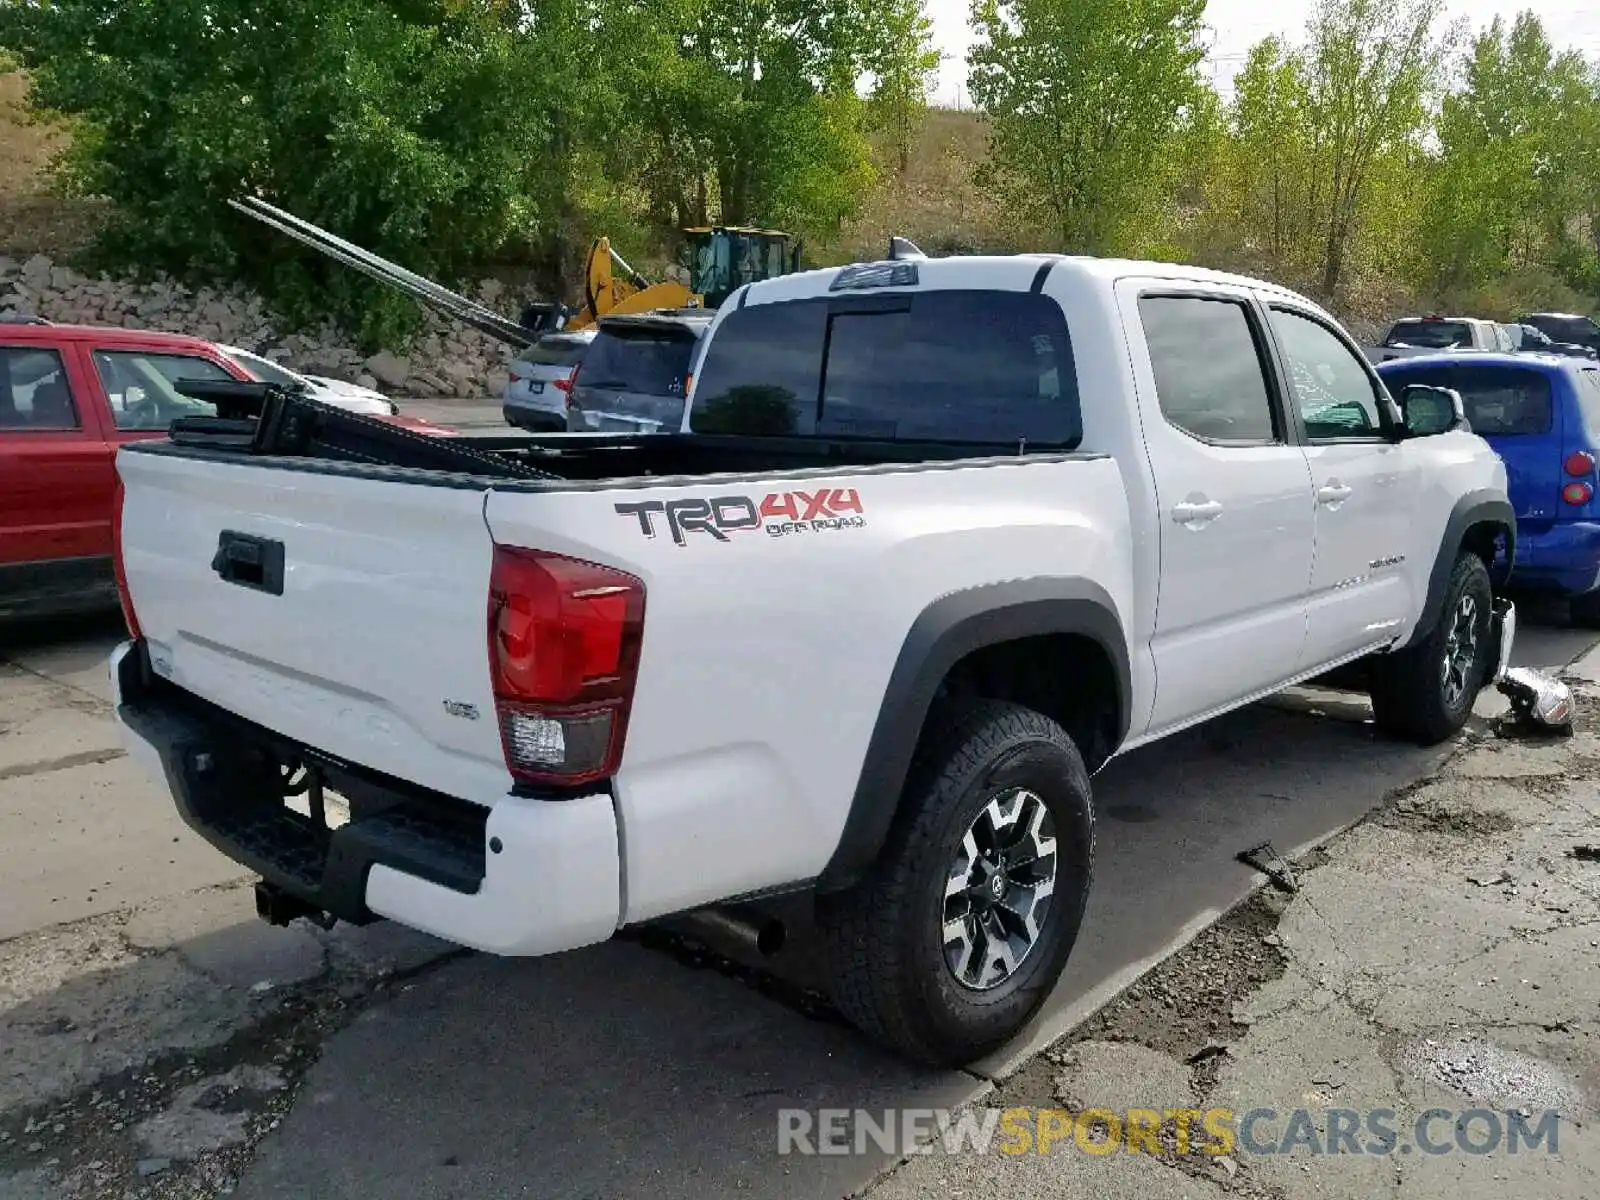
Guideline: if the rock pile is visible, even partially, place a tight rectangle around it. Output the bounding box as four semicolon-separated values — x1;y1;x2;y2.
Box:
0;253;519;399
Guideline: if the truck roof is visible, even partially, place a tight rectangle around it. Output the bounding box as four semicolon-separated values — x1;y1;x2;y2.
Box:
735;252;1334;320
0;321;224;354
596;309;714;335
1375;350;1584;375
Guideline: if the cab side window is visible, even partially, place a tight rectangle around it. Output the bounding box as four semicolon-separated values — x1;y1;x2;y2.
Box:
1137;295;1279;444
0;347;80;431
1270;307;1393;441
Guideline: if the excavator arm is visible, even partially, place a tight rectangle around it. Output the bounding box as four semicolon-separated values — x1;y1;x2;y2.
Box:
518;237;701;334
579;238;700;328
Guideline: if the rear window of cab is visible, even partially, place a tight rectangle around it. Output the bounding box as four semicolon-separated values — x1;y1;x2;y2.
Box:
689;289;1081;446
1384;320;1473;350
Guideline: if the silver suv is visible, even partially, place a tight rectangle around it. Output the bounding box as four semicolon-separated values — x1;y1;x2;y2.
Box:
503;329;596;432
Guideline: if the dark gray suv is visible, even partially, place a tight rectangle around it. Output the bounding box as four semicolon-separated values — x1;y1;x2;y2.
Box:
566;310;713;434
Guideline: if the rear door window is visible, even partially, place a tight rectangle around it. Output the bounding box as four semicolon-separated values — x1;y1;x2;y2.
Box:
0;347;80;430
691;289;1080;445
1384;364;1553;435
1138;295;1279;443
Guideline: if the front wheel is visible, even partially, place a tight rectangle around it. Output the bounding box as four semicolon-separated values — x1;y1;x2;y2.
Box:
1370;552;1494;744
817;699;1095;1067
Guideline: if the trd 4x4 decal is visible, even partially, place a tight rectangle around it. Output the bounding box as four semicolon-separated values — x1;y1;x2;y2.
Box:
616;488;866;546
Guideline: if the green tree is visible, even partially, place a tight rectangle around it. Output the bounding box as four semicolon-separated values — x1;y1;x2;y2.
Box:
609;0;904;243
1300;0;1448;299
1423;14;1560;289
866;0;941;175
0;0;562;346
1223;38;1317;269
967;0;1208;255
1535;48;1600;294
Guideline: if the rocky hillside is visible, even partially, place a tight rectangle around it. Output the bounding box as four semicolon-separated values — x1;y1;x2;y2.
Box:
0;252;516;398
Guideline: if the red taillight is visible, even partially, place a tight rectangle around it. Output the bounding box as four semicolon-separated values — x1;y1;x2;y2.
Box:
1565;450;1596;476
1562;481;1593;506
508;371;522;383
112;472;142;638
552;374;575;410
487;547;645;787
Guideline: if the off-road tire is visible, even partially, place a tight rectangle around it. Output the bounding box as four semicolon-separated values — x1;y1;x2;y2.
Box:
1369;552;1493;744
816;699;1095;1067
1569;591;1600;629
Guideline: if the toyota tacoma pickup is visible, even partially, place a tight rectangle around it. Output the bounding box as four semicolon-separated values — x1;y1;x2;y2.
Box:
109;252;1516;1066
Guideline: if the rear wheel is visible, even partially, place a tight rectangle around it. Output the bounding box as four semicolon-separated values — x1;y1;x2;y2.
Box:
1370;552;1493;744
817;699;1095;1067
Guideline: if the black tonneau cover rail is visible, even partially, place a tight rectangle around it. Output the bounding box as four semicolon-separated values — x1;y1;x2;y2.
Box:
169;379;553;480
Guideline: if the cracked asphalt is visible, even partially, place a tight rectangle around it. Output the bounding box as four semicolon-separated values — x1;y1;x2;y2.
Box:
1;600;1596;1200
870;666;1600;1199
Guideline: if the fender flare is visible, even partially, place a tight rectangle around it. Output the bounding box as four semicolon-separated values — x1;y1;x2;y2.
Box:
1403;489;1515;650
816;578;1132;892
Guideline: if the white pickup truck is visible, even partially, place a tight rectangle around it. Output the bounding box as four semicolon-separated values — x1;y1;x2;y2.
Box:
1363;314;1510;363
110;252;1516;1066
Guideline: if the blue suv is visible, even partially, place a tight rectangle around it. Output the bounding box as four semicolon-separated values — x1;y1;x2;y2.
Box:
1377;352;1600;624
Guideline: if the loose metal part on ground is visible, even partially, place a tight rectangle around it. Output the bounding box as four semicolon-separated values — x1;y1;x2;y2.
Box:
1496;666;1576;731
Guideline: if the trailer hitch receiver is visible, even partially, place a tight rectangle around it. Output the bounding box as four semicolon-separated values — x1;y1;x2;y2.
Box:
254;880;337;931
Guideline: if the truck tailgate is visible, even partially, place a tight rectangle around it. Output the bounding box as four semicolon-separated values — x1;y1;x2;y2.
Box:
116;447;511;802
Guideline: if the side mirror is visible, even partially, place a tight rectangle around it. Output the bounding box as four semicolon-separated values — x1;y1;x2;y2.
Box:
1398;384;1465;437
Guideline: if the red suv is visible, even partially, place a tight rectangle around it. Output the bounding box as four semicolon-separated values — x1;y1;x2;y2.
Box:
1;321;262;621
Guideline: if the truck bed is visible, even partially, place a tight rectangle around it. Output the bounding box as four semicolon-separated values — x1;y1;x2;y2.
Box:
164;381;1083;486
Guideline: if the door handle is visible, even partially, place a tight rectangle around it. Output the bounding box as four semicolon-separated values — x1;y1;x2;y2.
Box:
1172;499;1223;527
1317;481;1353;506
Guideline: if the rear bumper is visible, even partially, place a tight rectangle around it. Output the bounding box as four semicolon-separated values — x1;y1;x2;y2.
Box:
109;640;621;956
502;404;566;432
1510;521;1600;596
1488;597;1517;686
